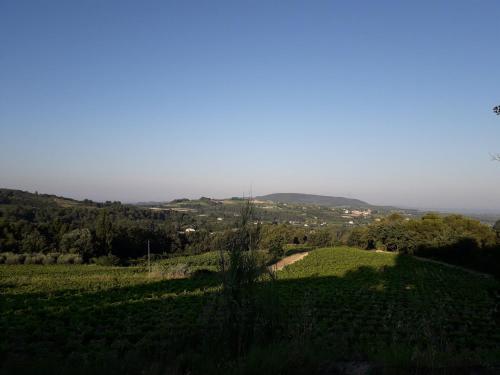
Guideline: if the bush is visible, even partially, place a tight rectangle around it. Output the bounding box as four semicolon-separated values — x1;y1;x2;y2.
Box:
43;253;59;265
24;254;45;264
57;254;83;264
0;254;6;264
4;253;23;265
92;254;121;266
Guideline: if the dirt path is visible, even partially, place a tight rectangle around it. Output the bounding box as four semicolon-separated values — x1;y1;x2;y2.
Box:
269;252;309;271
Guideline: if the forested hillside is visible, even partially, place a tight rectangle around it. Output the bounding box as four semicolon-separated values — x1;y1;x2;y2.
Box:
0;189;349;263
0;189;208;262
2;189;500;277
257;193;372;207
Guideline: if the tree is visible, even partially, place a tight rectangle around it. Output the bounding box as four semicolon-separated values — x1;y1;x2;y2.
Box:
95;210;114;254
268;235;285;258
21;229;48;253
494;220;500;242
60;228;94;260
308;228;333;247
215;199;265;355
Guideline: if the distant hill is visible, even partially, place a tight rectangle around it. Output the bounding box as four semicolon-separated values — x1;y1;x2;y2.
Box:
256;193;371;208
0;188;84;208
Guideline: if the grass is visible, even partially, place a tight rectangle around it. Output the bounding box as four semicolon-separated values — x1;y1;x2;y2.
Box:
1;247;499;373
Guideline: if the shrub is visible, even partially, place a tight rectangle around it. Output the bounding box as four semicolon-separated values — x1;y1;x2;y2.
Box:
0;254;6;264
5;253;22;265
24;254;46;264
57;254;83;264
43;253;59;265
92;254;121;266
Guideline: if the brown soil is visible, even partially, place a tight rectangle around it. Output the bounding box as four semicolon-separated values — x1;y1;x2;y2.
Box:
269;252;309;271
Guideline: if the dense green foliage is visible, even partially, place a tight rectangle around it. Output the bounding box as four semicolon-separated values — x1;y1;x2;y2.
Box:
348;213;500;277
0;189;347;264
0;189;208;260
3;189;500;281
1;247;498;373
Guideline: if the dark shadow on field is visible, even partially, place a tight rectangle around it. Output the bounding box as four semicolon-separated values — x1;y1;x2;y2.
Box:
1;252;499;374
1;274;221;373
414;238;500;279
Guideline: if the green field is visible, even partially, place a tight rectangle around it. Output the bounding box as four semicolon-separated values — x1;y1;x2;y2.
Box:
276;248;500;366
1;247;499;373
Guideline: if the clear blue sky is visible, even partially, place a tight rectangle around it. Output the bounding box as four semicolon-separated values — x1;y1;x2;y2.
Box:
1;1;499;210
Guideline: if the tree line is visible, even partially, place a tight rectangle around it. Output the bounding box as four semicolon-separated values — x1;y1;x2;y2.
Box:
0;189;347;264
2;189;500;277
348;213;500;277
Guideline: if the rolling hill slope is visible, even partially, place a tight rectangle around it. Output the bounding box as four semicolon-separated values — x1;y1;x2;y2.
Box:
257;193;371;208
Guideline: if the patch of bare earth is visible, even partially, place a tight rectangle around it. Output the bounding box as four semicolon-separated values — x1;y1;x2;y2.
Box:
269;252;309;271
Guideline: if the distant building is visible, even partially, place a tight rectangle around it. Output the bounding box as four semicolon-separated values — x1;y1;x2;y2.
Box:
217;217;223;221
185;228;196;233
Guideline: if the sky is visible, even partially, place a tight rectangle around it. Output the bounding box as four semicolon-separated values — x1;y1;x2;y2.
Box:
1;1;500;210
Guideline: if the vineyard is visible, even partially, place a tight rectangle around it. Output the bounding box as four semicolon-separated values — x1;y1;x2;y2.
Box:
275;248;500;366
0;264;219;374
1;247;499;373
